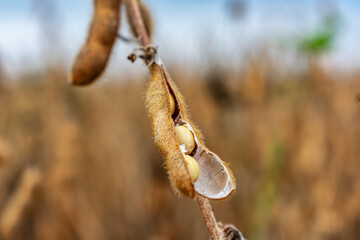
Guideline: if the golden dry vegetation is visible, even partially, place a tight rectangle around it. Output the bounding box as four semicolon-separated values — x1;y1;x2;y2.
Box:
0;54;360;240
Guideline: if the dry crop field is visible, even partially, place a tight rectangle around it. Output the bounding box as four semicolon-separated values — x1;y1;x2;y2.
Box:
0;55;359;239
1;0;360;239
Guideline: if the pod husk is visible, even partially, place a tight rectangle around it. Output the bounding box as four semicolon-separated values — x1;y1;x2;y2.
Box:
70;0;121;86
146;63;236;199
145;63;194;197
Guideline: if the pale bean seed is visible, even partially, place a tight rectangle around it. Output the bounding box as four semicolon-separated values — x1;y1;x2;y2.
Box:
184;155;200;182
175;126;195;154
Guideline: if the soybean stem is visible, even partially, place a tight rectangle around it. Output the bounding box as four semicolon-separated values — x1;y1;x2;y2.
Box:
196;194;224;240
126;0;150;46
125;0;224;238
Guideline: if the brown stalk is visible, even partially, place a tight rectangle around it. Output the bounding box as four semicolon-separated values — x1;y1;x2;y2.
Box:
125;0;227;238
125;0;150;47
0;167;41;238
196;194;224;239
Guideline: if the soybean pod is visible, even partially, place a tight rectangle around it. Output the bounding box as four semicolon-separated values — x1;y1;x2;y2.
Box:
145;63;235;199
71;0;121;86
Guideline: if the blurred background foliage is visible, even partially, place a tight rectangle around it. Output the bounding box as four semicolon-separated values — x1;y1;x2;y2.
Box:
0;0;360;239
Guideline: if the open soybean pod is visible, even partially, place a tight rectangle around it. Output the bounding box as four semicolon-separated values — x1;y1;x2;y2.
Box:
70;0;121;86
145;63;236;199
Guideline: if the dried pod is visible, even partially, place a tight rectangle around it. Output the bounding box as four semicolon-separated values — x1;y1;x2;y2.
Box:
70;0;121;86
145;63;236;199
126;0;154;39
169;93;175;115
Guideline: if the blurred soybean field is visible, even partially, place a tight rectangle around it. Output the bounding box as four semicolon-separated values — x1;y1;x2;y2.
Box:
0;0;360;239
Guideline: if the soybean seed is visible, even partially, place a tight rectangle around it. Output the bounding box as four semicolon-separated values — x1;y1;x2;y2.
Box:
184;155;200;182
175;126;195;154
169;93;175;116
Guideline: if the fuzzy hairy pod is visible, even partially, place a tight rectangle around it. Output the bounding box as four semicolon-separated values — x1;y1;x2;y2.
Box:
145;63;236;199
126;0;154;40
70;0;121;86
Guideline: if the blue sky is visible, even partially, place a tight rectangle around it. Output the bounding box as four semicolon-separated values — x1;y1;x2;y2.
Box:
0;0;359;76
